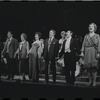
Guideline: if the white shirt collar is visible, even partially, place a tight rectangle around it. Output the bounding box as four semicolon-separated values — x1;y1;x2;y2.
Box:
66;36;72;40
49;37;54;41
8;37;13;41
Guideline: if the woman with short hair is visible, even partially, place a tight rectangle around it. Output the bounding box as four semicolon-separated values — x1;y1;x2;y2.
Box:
28;32;44;82
15;33;29;81
81;23;100;86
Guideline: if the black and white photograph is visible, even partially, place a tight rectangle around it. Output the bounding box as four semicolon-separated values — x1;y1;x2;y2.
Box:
0;1;100;100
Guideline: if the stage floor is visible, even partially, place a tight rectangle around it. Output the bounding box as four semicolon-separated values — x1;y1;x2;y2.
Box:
0;75;100;99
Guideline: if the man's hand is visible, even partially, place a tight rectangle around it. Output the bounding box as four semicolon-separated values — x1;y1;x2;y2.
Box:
55;57;59;60
97;53;100;59
14;53;17;58
1;54;4;58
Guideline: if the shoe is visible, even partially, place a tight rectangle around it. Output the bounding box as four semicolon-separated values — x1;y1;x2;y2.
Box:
53;81;56;84
92;82;96;87
87;81;92;86
32;79;36;82
43;81;48;84
6;76;10;80
22;76;26;81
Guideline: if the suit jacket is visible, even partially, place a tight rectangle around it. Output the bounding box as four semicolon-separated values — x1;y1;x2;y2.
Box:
59;38;80;62
2;38;18;58
43;38;59;61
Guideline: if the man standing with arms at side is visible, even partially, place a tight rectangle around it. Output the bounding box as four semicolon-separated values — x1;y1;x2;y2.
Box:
59;31;80;86
43;30;59;84
1;31;18;80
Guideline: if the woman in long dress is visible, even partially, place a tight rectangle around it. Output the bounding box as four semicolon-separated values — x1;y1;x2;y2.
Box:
57;31;65;74
28;32;43;82
81;23;100;86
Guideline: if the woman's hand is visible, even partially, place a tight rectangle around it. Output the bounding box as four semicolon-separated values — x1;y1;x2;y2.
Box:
80;52;84;57
97;53;100;59
14;53;17;58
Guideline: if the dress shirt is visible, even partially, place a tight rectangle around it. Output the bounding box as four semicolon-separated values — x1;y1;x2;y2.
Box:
65;36;72;53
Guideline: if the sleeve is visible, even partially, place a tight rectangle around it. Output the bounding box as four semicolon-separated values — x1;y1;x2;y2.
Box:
55;40;59;57
27;41;30;54
75;39;80;55
59;41;65;58
43;39;47;59
1;40;7;55
81;35;86;53
14;39;18;53
97;35;100;53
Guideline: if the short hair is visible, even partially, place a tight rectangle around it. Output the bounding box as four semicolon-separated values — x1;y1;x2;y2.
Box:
21;33;27;40
8;31;13;35
50;29;56;35
35;32;42;38
89;23;97;32
66;30;73;35
61;31;66;36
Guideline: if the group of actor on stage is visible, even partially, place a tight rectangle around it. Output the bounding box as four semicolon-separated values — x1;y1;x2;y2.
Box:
0;22;100;87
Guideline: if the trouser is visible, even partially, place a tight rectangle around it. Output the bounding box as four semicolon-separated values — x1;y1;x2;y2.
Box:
45;59;56;83
64;52;76;84
5;53;15;78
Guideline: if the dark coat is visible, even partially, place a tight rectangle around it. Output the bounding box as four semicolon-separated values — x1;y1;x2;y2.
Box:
59;38;80;62
43;38;59;61
2;38;18;58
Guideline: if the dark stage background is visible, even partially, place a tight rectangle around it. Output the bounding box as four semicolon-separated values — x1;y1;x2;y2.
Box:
0;2;100;43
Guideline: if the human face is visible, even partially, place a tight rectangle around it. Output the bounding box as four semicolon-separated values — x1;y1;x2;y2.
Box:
65;31;72;38
7;32;12;39
61;33;65;38
89;24;95;32
21;35;25;42
35;34;39;41
49;30;55;38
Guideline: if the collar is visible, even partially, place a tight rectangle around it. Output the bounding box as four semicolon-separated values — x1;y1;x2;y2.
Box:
66;36;72;40
21;40;26;44
9;37;13;41
49;37;54;41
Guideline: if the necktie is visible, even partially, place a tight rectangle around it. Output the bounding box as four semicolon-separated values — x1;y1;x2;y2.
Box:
7;39;11;53
48;38;52;52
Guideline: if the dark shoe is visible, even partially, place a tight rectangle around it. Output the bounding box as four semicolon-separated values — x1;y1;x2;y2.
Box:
22;76;26;81
43;81;48;84
32;79;36;82
6;76;10;80
53;80;56;84
92;82;96;87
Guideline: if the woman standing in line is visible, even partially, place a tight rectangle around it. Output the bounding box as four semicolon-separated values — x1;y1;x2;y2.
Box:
15;33;29;81
57;31;66;74
81;23;100;86
28;32;43;82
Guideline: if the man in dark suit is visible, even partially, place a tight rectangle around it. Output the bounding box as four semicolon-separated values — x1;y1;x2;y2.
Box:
59;30;80;85
43;30;59;83
1;31;18;80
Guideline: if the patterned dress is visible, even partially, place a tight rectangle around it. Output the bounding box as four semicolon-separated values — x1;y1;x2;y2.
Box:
81;33;100;69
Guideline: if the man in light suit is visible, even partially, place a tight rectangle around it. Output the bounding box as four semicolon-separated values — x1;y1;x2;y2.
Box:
59;31;80;85
43;30;59;83
1;31;18;80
